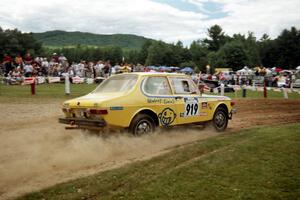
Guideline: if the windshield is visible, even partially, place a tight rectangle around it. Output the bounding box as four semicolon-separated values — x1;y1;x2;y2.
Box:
92;74;138;93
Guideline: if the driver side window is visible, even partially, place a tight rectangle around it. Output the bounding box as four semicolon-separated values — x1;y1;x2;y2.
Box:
143;77;172;95
170;77;198;94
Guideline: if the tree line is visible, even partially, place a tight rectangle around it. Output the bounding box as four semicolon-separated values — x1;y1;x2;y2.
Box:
1;25;299;72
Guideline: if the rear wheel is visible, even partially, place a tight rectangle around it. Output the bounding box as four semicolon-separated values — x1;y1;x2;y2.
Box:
130;114;155;136
212;107;228;132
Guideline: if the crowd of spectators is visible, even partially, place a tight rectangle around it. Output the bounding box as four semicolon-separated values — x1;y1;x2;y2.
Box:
1;53;299;88
1;53;148;84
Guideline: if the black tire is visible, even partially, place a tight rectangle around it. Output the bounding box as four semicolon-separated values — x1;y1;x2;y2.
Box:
212;107;228;132
129;114;155;136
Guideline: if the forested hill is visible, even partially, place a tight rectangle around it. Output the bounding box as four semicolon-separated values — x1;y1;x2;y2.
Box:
33;30;154;49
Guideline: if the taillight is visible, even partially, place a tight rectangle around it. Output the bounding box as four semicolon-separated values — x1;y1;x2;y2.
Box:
230;101;235;106
89;109;108;115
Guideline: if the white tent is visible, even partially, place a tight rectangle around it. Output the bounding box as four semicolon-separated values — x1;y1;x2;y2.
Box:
237;66;254;76
265;68;272;76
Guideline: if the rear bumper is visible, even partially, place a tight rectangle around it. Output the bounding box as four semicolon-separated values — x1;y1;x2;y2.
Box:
228;108;237;120
59;117;106;127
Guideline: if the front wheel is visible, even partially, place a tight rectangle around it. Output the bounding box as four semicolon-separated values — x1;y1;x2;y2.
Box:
129;114;155;136
212;107;228;132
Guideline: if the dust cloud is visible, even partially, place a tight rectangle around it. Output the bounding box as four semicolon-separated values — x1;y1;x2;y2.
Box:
0;103;217;200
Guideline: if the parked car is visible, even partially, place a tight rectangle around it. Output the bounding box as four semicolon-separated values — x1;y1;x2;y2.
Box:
292;79;300;88
201;79;235;93
253;76;265;86
59;73;236;135
277;77;287;88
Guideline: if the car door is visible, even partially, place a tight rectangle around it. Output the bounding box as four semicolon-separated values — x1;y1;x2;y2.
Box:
168;76;209;125
142;76;178;126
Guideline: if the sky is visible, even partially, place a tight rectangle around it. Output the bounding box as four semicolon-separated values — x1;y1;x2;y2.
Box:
0;0;299;45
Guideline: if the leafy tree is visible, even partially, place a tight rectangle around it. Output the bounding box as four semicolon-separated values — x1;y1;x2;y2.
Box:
213;40;249;71
258;27;300;69
207;51;225;72
125;50;140;64
190;40;209;71
138;40;152;64
0;27;42;59
276;27;300;68
230;32;260;67
204;25;227;51
258;35;279;68
145;41;173;66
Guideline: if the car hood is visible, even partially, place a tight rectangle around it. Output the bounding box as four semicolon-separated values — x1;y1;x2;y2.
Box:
64;92;125;107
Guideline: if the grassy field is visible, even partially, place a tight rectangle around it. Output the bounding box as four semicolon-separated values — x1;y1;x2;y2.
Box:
0;84;96;98
0;83;299;101
17;123;300;200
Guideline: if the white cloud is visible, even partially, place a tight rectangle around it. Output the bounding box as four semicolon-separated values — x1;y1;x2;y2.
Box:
0;0;207;43
0;0;299;45
185;0;300;39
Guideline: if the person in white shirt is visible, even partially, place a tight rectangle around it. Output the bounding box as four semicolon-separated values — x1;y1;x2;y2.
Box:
58;54;67;64
24;64;33;77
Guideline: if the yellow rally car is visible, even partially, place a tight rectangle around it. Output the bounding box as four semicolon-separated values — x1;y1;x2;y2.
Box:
59;73;236;135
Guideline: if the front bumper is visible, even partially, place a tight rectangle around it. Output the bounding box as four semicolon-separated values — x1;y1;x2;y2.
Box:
228;108;237;120
59;117;106;128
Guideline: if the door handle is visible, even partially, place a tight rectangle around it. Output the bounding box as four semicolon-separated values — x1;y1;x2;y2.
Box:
175;96;183;100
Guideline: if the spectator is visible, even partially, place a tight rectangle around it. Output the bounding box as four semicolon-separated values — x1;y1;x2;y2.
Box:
103;61;111;78
77;61;85;77
84;62;94;78
15;53;23;68
24;63;33;77
58;53;67;64
96;61;105;77
2;54;13;77
51;53;59;63
24;53;33;65
41;58;49;75
113;63;121;74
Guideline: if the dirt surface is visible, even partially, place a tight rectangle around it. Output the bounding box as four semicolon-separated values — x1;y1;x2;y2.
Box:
0;98;299;199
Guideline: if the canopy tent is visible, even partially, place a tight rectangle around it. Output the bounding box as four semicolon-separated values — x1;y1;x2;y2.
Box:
180;67;194;73
170;66;180;71
237;66;254;76
159;66;172;72
147;66;159;70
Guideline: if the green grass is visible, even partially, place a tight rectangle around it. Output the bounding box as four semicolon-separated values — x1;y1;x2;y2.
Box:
0;84;299;102
0;84;97;103
17;123;300;200
224;89;300;99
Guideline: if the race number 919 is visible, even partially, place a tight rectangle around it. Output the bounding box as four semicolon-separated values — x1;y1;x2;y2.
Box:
185;98;199;116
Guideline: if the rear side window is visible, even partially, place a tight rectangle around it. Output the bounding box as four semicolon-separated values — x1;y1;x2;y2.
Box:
170;77;198;94
143;77;172;95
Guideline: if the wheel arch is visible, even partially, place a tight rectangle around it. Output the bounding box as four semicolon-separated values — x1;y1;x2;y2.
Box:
129;108;159;127
214;103;229;116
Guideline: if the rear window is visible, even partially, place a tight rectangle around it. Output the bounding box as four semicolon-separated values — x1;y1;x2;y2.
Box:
93;74;137;93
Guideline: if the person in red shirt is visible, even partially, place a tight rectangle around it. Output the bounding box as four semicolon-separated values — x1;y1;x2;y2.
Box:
2;54;13;77
24;53;33;65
